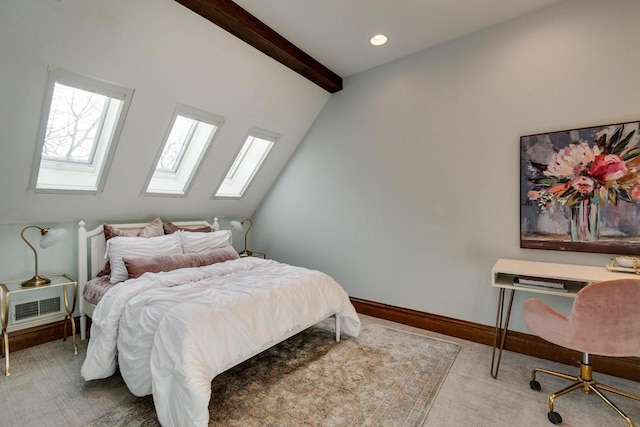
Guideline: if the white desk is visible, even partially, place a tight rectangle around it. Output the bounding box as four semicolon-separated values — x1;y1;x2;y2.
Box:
490;258;631;379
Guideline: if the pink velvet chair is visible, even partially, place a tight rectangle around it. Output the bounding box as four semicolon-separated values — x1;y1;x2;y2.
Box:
522;278;640;426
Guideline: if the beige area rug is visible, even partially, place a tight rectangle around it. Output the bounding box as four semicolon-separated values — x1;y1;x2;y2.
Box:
89;323;460;427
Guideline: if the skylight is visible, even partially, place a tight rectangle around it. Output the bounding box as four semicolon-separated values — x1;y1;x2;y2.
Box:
214;128;279;198
42;84;108;164
29;66;134;194
144;105;223;196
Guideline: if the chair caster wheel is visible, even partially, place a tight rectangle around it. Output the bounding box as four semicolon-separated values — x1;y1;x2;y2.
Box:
530;380;541;391
547;411;562;424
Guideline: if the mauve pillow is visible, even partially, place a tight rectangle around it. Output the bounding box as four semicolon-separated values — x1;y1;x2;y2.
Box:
104;223;128;240
124;246;240;279
163;220;212;235
137;217;164;237
98;224;128;276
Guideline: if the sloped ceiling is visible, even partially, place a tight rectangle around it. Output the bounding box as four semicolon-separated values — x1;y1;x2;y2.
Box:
0;0;330;225
173;0;342;93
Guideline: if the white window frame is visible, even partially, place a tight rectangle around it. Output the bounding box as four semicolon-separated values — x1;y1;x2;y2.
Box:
213;127;279;199
142;105;224;197
28;65;134;195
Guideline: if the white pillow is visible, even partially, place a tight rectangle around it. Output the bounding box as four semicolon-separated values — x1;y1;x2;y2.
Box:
106;233;183;283
179;229;232;254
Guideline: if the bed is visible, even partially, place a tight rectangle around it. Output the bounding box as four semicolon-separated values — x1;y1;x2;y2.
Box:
76;218;223;340
77;219;361;427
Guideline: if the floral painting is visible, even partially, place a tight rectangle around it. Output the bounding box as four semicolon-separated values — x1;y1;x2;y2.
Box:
521;121;640;254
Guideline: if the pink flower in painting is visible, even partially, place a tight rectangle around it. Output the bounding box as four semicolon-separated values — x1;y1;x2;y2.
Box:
570;176;595;194
548;182;570;195
544;143;599;178
588;154;628;182
527;125;640;210
527;190;540;200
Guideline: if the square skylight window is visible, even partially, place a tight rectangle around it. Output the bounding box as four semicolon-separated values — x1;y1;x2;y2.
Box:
29;66;134;194
214;128;279;198
144;105;223;196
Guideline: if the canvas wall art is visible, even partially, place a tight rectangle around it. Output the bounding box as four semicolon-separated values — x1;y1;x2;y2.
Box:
521;120;640;254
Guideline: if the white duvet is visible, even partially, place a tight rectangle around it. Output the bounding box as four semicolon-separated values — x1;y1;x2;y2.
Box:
81;257;361;427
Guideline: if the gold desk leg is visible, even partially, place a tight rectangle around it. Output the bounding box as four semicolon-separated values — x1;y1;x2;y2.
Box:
491;288;514;379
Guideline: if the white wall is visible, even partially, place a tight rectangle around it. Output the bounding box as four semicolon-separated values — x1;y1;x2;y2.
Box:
253;0;640;333
0;0;329;225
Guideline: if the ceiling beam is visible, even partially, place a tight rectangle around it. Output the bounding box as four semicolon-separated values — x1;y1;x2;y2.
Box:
174;0;343;93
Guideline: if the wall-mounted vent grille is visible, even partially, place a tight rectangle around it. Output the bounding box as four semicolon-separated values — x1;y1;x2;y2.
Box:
14;297;61;322
15;301;38;321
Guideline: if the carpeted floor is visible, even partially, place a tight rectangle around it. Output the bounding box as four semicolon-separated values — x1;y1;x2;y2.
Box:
0;318;459;427
2;315;640;426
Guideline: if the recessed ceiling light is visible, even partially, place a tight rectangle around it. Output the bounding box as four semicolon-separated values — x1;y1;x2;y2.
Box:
370;34;388;46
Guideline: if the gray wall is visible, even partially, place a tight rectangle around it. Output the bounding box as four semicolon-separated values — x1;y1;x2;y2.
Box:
253;0;640;333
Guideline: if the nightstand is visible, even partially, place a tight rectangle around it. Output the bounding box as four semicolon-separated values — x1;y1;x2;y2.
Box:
0;274;77;376
239;251;266;259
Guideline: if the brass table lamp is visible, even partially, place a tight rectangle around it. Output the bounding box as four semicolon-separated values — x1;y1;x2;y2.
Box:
230;218;253;257
20;225;68;287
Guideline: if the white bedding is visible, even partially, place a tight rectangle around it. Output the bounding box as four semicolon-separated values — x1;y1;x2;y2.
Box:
81;257;361;427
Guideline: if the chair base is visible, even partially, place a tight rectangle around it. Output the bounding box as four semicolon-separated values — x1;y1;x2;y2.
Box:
531;359;640;426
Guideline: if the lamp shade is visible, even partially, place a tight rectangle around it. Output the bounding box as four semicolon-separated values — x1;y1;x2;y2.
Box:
39;228;68;248
230;220;243;231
